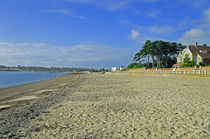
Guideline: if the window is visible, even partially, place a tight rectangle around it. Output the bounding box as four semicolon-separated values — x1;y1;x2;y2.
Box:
200;50;207;54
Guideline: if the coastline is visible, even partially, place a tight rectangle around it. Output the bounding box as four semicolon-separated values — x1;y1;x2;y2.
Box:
0;71;67;89
0;73;71;102
0;73;81;138
0;72;209;138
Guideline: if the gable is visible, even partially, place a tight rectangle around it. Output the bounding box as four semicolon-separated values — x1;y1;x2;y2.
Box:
180;48;192;58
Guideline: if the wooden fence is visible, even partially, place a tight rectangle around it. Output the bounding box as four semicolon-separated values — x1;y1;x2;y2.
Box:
145;69;210;75
126;68;210;75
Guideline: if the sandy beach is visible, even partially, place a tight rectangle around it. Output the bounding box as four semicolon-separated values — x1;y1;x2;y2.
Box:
0;72;210;138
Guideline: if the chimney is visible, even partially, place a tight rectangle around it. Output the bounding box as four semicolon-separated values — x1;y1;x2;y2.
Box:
195;42;198;47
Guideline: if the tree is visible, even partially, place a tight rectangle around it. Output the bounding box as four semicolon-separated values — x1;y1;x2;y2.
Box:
183;54;191;64
127;63;143;69
181;54;195;67
132;40;186;69
133;51;144;64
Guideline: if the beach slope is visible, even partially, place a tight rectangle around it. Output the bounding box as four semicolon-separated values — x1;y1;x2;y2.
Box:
0;73;210;138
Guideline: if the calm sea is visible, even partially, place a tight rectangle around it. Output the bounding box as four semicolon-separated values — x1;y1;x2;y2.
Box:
0;72;66;88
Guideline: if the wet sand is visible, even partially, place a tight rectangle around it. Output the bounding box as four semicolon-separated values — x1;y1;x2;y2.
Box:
0;72;210;138
0;74;79;102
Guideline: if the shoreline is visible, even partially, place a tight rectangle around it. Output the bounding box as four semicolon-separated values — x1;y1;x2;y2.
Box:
0;71;68;89
0;73;73;102
0;73;81;138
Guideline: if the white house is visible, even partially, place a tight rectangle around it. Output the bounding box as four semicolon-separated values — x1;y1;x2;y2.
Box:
111;67;118;71
175;42;210;67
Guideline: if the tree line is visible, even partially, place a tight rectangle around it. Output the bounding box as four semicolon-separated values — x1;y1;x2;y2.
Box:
0;65;95;73
129;40;186;69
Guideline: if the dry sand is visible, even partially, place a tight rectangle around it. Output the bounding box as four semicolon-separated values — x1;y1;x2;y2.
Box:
14;72;210;139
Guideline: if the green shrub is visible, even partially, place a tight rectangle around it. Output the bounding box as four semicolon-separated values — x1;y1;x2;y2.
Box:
181;62;195;68
199;62;207;66
181;54;195;67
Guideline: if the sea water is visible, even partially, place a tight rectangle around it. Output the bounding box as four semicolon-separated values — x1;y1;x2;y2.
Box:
0;72;66;88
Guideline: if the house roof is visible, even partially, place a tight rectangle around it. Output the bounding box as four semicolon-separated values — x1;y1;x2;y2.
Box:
188;45;210;59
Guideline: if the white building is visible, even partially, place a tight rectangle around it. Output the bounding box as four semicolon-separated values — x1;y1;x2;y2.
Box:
120;66;127;71
111;67;119;71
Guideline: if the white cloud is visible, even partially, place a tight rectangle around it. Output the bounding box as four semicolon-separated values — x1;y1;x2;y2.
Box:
0;42;47;47
178;8;210;45
104;0;133;11
65;0;95;3
179;28;210;44
176;0;210;9
147;12;158;19
204;8;210;21
44;9;86;19
0;42;134;68
149;26;175;35
64;0;134;11
130;29;139;40
0;42;14;47
183;28;208;38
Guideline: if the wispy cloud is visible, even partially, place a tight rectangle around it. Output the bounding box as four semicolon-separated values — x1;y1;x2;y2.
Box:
63;0;168;11
129;29;140;40
178;8;210;45
175;0;210;9
149;25;175;35
121;19;175;43
0;42;134;68
64;0;135;11
44;9;86;19
204;8;210;21
0;42;47;47
147;11;160;19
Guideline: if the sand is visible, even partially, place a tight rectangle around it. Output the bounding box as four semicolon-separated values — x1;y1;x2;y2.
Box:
11;72;210;139
0;73;81;138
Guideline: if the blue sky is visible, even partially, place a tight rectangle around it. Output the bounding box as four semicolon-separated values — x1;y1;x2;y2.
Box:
0;0;210;68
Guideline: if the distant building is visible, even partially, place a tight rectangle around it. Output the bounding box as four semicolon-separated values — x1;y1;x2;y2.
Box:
111;67;119;72
120;66;127;71
111;66;127;72
175;42;210;67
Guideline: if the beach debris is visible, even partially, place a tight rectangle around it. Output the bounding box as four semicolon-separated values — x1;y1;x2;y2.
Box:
9;96;39;102
0;105;10;110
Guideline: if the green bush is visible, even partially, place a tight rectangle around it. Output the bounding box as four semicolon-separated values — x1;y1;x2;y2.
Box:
181;54;195;67
181;62;195;68
199;62;207;66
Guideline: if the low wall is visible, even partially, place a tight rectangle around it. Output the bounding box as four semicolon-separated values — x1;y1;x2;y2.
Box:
146;68;155;71
158;68;173;71
200;66;210;70
127;68;145;71
177;67;196;70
